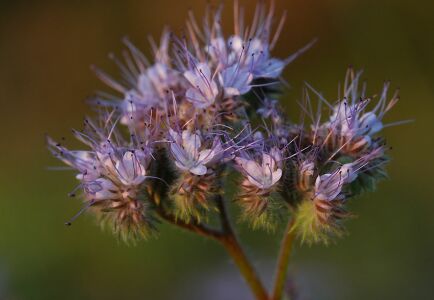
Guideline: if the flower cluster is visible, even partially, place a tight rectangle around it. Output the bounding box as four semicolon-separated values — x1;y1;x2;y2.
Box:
285;69;401;244
48;2;402;244
47;117;156;241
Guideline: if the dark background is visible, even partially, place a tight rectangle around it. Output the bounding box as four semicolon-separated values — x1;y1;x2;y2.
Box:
0;0;433;299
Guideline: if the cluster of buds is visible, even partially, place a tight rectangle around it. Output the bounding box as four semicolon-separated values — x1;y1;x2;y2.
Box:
48;1;404;244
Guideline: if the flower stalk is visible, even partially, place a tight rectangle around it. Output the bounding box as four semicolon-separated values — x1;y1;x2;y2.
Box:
215;195;269;300
219;233;268;300
271;217;297;300
153;190;269;299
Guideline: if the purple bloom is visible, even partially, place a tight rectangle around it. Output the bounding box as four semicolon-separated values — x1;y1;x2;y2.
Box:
169;129;224;175
45;1;404;246
184;63;219;108
325;71;400;141
93;30;184;128
235;147;283;190
219;64;253;97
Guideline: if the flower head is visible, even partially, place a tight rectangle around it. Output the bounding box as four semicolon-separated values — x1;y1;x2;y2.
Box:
46;1;404;249
232;130;288;230
317;70;400;152
47;117;156;242
93;30;185;130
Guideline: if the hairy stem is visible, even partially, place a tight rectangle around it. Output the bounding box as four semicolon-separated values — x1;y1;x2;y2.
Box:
149;188;224;239
271;217;296;300
155;205;223;239
219;234;269;300
215;195;268;300
152;190;268;300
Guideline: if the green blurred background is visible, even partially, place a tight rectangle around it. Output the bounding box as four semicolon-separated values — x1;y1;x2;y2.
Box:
0;0;433;299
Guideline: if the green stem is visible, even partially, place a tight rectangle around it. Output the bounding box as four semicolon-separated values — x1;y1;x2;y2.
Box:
215;195;268;300
270;217;296;300
218;234;268;300
153;191;268;300
155;206;223;239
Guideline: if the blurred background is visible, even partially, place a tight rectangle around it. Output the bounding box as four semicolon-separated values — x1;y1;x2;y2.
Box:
0;0;433;299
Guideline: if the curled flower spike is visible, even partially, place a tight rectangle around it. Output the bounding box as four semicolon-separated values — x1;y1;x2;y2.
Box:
47;118;157;242
167;128;226;222
290;144;389;245
291;166;349;245
180;0;315;123
234;140;286;230
189;1;297;81
93;30;184;130
306;68;404;157
92;149;156;242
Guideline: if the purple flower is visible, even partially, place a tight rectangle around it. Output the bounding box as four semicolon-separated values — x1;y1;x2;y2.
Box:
169;129;224;175
235;148;283;190
219;64;253;97
230;36;285;79
313;171;345;202
184;63;219;108
325;71;400;141
93;30;183;128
